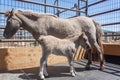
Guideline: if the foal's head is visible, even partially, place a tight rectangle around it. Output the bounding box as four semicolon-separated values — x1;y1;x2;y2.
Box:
3;9;21;38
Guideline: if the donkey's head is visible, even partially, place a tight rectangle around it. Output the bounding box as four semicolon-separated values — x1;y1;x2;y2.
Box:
3;9;22;38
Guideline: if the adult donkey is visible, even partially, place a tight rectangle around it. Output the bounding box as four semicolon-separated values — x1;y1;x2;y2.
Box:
3;9;104;78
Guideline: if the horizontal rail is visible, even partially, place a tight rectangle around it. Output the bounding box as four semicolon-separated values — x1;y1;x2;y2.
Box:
0;12;4;14
0;39;36;42
102;22;120;26
16;0;85;13
80;0;106;10
0;27;5;29
103;34;120;37
79;0;88;2
55;5;76;15
89;8;120;17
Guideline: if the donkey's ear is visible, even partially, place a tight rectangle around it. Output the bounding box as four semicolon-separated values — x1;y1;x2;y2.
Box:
11;8;14;15
4;10;10;17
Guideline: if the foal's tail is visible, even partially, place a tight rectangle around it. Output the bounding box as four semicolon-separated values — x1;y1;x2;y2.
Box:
92;19;104;53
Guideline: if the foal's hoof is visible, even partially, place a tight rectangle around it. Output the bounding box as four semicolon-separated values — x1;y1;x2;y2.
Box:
71;73;76;77
71;72;77;77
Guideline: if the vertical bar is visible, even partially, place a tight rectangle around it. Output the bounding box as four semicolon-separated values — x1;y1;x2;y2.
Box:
56;0;59;17
53;0;56;14
78;0;80;16
85;0;88;16
44;0;46;13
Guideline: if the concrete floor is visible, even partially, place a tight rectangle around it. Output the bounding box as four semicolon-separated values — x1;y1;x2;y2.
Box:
0;59;120;80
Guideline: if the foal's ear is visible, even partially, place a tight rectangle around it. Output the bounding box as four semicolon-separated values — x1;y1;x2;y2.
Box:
79;33;84;39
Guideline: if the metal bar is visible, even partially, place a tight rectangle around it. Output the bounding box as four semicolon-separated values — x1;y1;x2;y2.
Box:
0;26;24;30
0;39;36;42
44;0;46;13
53;0;57;14
102;22;120;26
0;12;4;14
56;0;60;17
103;34;120;37
80;0;106;10
85;0;88;16
16;0;85;13
77;0;80;16
89;8;120;17
67;15;78;18
0;27;5;29
79;0;88;2
55;5;76;15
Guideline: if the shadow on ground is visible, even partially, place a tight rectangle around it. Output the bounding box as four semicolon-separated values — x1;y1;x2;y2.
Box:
0;65;90;80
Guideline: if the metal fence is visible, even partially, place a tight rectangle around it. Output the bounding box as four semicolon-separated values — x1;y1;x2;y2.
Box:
88;0;120;43
0;0;120;47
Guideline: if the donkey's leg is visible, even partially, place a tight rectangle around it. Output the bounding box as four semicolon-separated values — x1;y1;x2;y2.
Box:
88;35;104;70
81;33;92;70
67;52;76;77
39;51;49;80
92;42;104;70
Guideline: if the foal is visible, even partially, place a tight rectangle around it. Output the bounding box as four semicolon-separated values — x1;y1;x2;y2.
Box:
37;33;88;80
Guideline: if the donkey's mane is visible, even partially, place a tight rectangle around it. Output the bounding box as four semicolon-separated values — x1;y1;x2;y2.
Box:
17;9;58;18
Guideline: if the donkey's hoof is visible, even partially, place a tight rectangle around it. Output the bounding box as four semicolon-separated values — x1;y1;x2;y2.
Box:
85;66;91;70
40;78;46;80
37;77;45;80
45;75;49;78
99;67;104;71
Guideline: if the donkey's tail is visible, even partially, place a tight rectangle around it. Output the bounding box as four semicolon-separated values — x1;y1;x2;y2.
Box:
92;19;104;53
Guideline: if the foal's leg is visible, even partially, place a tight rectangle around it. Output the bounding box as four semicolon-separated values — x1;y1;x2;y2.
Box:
39;50;50;80
67;52;76;77
43;61;49;77
84;40;92;70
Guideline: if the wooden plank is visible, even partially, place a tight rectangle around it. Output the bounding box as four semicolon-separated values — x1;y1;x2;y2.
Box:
0;46;83;71
0;47;68;71
103;43;120;56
